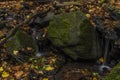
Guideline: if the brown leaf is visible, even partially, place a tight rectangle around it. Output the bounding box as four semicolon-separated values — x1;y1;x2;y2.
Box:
110;0;115;4
14;71;24;79
115;2;120;9
12;66;21;71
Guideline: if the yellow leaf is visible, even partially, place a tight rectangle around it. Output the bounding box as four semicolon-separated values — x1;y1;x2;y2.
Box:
34;66;39;69
11;78;15;80
50;58;56;64
99;0;105;3
93;77;97;80
26;15;30;19
86;14;91;18
0;67;3;72
99;57;104;63
43;78;48;80
45;65;54;71
13;50;19;55
2;71;9;78
27;47;32;51
31;64;34;69
39;71;43;74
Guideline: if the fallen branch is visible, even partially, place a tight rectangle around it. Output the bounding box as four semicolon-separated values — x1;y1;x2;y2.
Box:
0;8;50;47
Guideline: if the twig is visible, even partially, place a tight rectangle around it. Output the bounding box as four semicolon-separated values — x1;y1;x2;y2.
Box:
0;8;50;47
55;2;81;7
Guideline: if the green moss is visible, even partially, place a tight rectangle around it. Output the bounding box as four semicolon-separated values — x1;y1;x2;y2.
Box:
48;14;71;46
103;62;120;80
6;30;36;54
48;11;88;47
63;48;79;60
48;11;101;60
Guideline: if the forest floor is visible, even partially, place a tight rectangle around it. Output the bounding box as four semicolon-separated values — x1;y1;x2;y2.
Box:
0;0;120;80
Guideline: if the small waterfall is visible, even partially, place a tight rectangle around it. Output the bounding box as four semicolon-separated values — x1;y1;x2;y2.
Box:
31;28;43;57
98;29;117;74
99;38;111;74
31;28;51;57
103;38;110;65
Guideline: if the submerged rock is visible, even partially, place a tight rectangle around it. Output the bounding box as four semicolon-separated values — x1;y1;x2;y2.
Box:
48;11;102;60
6;30;36;59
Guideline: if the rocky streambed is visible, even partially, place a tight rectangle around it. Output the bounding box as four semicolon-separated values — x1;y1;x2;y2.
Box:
0;0;120;80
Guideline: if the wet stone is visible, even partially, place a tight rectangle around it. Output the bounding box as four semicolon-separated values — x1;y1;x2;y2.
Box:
6;30;37;62
47;11;102;60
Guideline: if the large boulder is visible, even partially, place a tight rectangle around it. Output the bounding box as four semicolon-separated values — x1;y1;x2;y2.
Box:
47;11;102;60
6;30;37;62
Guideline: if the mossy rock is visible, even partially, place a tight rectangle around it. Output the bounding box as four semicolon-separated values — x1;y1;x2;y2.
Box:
103;62;120;80
6;30;37;59
48;11;102;60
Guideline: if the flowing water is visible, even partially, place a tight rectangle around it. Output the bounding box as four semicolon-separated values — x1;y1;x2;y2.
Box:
99;38;111;74
103;38;110;65
98;29;118;74
31;28;51;57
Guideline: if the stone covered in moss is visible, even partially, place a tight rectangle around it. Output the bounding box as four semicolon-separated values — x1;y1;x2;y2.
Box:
103;62;120;80
6;30;36;55
48;11;102;60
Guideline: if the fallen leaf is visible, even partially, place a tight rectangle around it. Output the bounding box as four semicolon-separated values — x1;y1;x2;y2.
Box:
45;65;54;71
110;0;115;4
27;47;32;51
86;14;91;19
99;0;105;3
39;71;44;74
14;71;23;79
13;50;19;55
93;77;97;80
0;67;3;72
26;15;30;19
2;71;9;78
34;66;39;69
99;57;104;63
12;66;21;71
11;78;15;80
43;78;48;80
